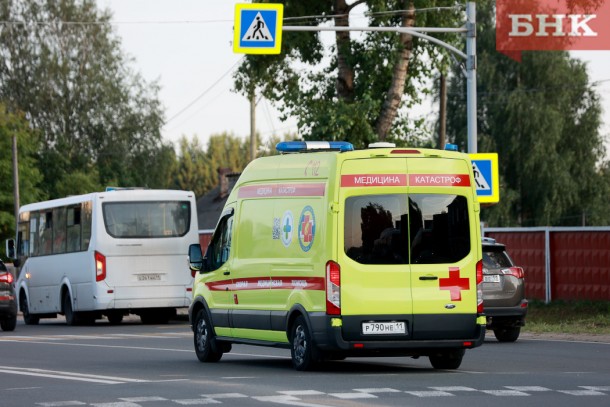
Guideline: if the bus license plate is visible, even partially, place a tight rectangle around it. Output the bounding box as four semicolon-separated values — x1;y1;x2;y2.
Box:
362;321;406;335
483;275;501;283
137;273;161;281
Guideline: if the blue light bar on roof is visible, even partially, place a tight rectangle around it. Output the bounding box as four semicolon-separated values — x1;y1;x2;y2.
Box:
444;143;459;151
276;141;354;153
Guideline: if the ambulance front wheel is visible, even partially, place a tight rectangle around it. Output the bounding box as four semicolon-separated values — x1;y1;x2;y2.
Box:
290;316;320;371
429;349;465;370
194;309;223;363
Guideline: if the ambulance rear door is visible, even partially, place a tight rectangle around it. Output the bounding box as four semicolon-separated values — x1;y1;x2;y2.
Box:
338;157;413;340
406;156;479;340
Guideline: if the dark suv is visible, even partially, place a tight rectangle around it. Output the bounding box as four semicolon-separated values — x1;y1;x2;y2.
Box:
0;259;17;331
482;237;528;342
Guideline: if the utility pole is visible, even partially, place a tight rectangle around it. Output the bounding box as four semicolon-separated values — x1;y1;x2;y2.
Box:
12;134;19;225
438;73;447;149
249;87;256;162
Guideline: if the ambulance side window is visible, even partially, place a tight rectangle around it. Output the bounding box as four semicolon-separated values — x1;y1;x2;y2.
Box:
206;213;234;271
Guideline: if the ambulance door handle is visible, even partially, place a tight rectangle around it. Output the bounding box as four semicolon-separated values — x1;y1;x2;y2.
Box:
223;271;230;276
419;275;438;281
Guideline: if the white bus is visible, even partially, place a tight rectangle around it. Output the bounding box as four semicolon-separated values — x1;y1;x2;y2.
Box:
9;189;199;325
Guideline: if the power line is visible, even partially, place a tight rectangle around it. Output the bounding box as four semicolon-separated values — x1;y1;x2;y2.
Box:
163;57;244;126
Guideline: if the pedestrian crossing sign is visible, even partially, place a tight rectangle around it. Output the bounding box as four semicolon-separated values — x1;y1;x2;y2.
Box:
234;3;284;54
469;153;500;204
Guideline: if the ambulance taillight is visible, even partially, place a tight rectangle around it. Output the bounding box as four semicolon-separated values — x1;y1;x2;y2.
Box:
476;259;484;313
326;261;341;315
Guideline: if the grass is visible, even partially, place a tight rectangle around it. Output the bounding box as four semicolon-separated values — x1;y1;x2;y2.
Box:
524;300;610;335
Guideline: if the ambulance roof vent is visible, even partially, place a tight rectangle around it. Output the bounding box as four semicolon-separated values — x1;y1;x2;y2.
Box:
368;142;396;148
276;141;354;153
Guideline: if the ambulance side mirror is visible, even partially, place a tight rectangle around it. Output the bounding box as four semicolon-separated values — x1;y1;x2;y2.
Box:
188;244;205;276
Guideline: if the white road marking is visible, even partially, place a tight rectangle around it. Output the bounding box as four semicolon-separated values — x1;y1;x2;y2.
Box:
253;395;327;407
173;399;221;405
0;366;147;384
328;392;377;399
278;390;325;396
36;402;86;406
119;397;168;402
430;386;477;391
199;393;248;398
404;391;454;397
354;388;401;393
480;390;530;396
505;386;551;392
558;390;606;396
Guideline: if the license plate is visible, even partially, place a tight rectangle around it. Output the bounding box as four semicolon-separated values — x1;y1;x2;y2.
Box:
137;273;161;281
362;321;406;335
484;275;501;283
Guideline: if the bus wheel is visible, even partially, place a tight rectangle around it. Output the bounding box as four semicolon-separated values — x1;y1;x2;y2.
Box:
193;309;223;363
429;349;465;370
63;292;78;326
20;293;39;325
290;316;319;371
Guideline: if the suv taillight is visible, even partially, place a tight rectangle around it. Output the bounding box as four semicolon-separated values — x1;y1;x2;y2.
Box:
0;272;13;284
503;266;524;279
326;260;341;315
95;251;106;282
476;259;484;314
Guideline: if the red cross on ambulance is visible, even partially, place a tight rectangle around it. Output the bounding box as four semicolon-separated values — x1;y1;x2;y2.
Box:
439;267;470;301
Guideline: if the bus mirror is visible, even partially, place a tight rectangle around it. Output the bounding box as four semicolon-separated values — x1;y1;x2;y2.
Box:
6;239;15;259
188;244;204;274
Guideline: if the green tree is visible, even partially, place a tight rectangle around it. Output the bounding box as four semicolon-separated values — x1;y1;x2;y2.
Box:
234;0;464;148
0;104;44;247
446;0;609;226
174;135;210;198
0;0;172;197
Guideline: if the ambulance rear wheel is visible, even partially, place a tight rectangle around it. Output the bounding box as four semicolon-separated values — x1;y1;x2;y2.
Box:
429;349;465;370
194;309;223;363
290;316;319;371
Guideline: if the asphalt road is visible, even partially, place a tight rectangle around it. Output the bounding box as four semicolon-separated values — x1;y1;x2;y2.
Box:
1;315;610;407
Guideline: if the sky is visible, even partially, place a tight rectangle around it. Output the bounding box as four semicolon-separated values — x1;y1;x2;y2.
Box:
99;0;610;153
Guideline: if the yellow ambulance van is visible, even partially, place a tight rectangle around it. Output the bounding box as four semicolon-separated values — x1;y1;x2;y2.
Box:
188;141;486;370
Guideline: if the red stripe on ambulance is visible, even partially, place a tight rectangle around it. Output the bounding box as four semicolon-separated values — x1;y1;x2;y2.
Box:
409;174;471;187
238;183;326;198
207;277;325;291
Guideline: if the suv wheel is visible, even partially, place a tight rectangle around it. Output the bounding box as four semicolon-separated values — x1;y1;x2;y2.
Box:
493;327;521;342
1;315;17;331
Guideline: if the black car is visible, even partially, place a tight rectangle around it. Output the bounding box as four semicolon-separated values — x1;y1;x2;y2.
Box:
0;259;17;331
482;237;528;342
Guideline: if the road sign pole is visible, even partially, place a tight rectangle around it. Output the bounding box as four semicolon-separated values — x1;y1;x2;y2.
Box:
466;1;477;154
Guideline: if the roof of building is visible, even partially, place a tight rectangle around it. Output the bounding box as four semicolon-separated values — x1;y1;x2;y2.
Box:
196;172;240;231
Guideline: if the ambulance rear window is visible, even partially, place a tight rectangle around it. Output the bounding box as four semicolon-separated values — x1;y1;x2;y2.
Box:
344;194;470;265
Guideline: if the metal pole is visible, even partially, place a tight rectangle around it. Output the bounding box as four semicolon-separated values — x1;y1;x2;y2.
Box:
466;1;477;153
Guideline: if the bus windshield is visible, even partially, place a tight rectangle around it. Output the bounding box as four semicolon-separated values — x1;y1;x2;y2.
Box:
103;201;191;238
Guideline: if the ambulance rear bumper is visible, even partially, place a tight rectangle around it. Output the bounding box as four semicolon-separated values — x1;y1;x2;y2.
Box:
309;313;486;355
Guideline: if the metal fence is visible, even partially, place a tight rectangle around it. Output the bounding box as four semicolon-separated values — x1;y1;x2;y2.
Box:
483;227;610;303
